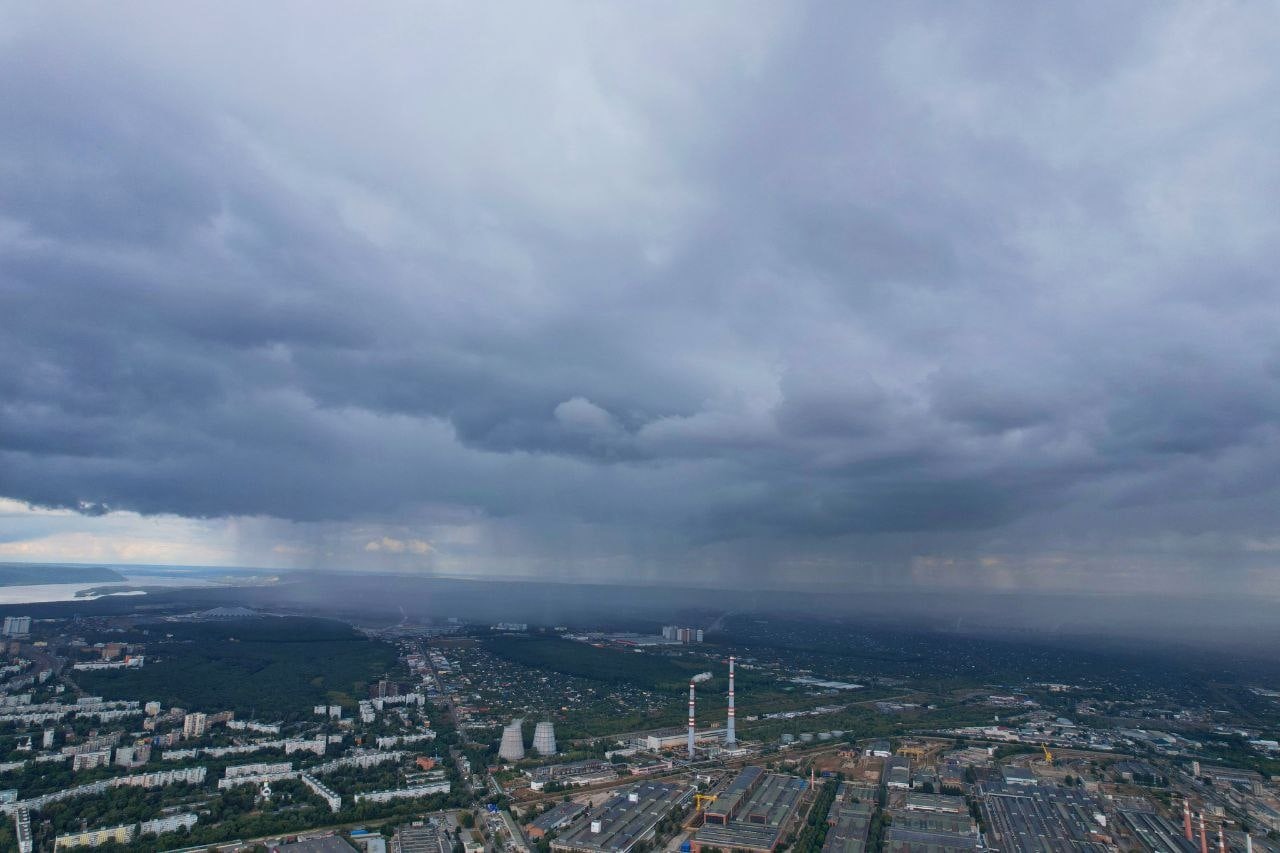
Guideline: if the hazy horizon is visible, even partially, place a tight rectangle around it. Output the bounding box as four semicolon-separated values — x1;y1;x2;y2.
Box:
3;560;1278;657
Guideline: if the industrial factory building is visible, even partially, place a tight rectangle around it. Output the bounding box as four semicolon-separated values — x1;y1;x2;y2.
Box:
636;726;727;752
1116;809;1199;853
691;766;809;853
529;759;617;790
902;792;968;814
976;782;1111;853
551;781;693;853
883;756;912;789
999;765;1038;787
824;808;872;853
889;810;976;837
823;787;873;853
882;790;977;851
526;801;589;840
882;827;980;853
395;824;453;853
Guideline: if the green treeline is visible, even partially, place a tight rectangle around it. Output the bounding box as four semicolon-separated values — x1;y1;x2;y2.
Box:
75;616;396;720
791;776;841;853
483;636;707;691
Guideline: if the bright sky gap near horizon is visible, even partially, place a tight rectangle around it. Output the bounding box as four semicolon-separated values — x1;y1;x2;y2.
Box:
3;4;1280;598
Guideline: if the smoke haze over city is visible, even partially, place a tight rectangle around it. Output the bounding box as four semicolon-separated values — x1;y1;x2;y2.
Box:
4;4;1280;608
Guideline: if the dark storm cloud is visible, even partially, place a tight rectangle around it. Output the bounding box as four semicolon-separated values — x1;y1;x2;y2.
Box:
2;3;1280;587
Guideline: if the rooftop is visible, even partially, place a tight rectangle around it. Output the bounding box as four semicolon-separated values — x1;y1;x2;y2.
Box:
883;827;980;853
1000;765;1038;782
823;806;871;853
978;783;1109;853
695;767;808;852
552;781;692;853
396;825;451;853
903;792;967;814
531;801;589;833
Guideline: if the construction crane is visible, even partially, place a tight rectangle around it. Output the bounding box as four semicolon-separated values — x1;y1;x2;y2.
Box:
1041;744;1054;765
683;793;719;832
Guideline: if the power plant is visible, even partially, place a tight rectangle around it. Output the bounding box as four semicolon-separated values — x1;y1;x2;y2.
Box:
533;721;557;755
684;656;740;759
499;719;525;762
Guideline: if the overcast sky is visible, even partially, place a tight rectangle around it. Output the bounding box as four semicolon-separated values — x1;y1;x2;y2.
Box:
2;4;1279;596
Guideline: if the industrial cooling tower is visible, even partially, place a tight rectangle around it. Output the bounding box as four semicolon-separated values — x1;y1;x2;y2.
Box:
532;721;557;755
498;719;525;761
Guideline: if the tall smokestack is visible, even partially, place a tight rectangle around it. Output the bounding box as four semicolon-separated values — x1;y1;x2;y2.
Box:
1184;800;1193;840
688;680;696;760
1218;827;1227;853
1246;834;1253;853
726;656;737;747
1199;813;1209;853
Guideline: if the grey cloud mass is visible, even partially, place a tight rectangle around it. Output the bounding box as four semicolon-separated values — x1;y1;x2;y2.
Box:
2;3;1280;593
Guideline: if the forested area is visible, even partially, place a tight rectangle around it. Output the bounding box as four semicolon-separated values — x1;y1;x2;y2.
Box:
483;636;706;692
76;616;397;719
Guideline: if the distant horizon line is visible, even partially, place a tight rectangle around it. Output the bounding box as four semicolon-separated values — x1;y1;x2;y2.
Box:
0;558;1272;603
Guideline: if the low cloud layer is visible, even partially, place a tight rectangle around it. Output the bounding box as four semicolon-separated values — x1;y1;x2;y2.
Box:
3;4;1280;594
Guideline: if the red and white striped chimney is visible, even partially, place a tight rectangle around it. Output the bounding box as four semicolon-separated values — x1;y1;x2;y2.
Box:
687;680;696;760
726;656;737;747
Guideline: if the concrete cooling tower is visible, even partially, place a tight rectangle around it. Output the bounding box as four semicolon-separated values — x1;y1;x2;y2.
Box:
532;721;557;755
499;719;525;761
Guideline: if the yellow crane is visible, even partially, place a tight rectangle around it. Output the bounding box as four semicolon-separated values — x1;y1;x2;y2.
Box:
1041;744;1054;765
684;793;720;831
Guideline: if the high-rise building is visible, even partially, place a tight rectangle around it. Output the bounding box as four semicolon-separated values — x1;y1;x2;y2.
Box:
499;719;525;762
182;712;208;740
2;616;31;638
14;806;32;853
663;625;703;644
533;721;557;755
372;680;403;699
